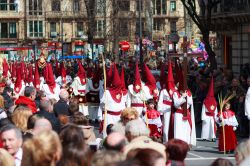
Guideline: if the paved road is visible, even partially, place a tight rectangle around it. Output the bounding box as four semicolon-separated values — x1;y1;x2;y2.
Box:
185;139;236;166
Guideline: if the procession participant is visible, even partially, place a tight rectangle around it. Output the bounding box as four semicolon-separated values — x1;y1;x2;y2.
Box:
13;63;25;98
127;62;147;117
25;64;34;87
70;60;89;117
55;62;72;88
33;63;41;91
142;63;159;102
171;61;196;146
120;66;128;103
144;99;162;139
98;64;126;136
40;63;60;101
86;65;103;122
201;75;218;141
157;62;173;143
216;102;238;152
2;58;9;79
9;61;17;89
245;77;250;138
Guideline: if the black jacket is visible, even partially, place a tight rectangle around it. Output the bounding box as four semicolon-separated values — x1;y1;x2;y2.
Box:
53;99;69;117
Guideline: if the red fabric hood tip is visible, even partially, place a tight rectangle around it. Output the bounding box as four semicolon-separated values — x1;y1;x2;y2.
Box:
143;64;157;95
45;63;56;93
108;64;122;103
203;75;217;113
133;62;142;93
77;60;87;85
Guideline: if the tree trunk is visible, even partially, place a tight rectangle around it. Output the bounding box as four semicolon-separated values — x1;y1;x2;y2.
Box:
202;32;217;70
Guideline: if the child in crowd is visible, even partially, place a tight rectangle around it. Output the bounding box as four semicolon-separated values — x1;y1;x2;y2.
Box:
216;102;238;153
144;99;162;139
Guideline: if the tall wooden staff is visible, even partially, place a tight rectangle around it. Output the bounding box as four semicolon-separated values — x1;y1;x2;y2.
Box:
101;54;108;135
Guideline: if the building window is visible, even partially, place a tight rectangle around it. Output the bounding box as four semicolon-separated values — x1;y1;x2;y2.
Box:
96;20;105;37
0;22;16;38
29;20;43;37
136;0;143;11
153;0;167;15
96;0;105;15
118;0;130;11
162;0;166;14
170;1;176;12
9;22;16;38
153;19;164;31
119;19;129;37
73;0;80;12
50;22;56;32
0;0;7;10
77;22;83;32
29;0;42;15
135;20;144;35
170;21;176;33
52;0;60;11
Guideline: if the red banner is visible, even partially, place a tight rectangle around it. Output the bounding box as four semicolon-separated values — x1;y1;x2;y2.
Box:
0;47;31;51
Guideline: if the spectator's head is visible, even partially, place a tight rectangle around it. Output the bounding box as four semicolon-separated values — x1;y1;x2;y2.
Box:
165;139;189;162
231;78;239;87
72;112;89;126
235;140;250;166
92;150;125;166
27;114;41;130
3;86;12;96
0;124;23;156
0;95;4;109
121;108;138;125
59;124;85;148
68;102;79;115
125;119;150;142
0;148;15;166
21;130;62;166
11;106;32;132
33;118;52;135
40;99;53;112
24;86;36;100
210;158;233;166
59;89;69;101
104;132;127;152
133;148;165;166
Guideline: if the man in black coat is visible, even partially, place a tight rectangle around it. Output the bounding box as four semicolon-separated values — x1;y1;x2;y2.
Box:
53;89;69;117
36;99;61;133
2;87;14;111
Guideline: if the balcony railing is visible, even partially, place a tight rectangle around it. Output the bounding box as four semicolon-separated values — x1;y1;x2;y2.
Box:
45;11;87;19
0;10;23;19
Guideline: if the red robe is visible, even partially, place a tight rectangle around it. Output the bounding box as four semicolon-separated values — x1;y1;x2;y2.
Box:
146;109;162;138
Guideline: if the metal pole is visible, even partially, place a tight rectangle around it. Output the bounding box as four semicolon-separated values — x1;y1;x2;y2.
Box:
139;0;143;65
61;19;64;58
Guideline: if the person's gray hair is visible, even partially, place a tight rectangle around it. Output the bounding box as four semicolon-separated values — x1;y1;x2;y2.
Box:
59;89;69;101
125;119;149;137
235;140;250;164
40;99;52;112
24;86;36;97
0;124;22;140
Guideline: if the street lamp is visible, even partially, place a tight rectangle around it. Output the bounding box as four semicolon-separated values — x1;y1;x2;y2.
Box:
32;40;37;61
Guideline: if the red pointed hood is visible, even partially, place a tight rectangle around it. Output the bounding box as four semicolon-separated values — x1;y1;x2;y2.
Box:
43;64;49;81
46;63;56;93
20;62;25;80
77;60;86;85
203;75;217;113
11;62;16;78
14;64;23;94
33;63;40;90
26;64;34;84
61;62;67;84
108;64;122;102
144;64;157;95
2;58;9;78
120;66;127;95
167;60;176;93
133;62;142;93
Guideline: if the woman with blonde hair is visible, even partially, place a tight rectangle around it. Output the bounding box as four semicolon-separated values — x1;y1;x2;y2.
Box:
11;106;33;133
0;148;15;166
235;140;250;166
21;130;62;166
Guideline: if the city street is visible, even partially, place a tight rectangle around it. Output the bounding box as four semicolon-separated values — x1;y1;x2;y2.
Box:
185;139;236;166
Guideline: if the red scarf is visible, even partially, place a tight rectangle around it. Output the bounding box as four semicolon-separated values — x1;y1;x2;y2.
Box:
15;96;37;113
217;110;235;119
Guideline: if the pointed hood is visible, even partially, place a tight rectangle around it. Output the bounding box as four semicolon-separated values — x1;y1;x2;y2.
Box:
167;60;176;93
109;64;122;102
46;63;56;93
61;62;67;84
2;58;9;78
120;66;127;95
20;62;25;80
26;64;34;84
144;64;157;95
203;75;217;113
77;60;86;85
11;62;16;78
14;64;22;94
133;62;142;93
33;63;40;90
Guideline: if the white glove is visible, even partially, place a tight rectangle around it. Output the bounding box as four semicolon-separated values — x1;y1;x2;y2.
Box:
233;127;237;131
